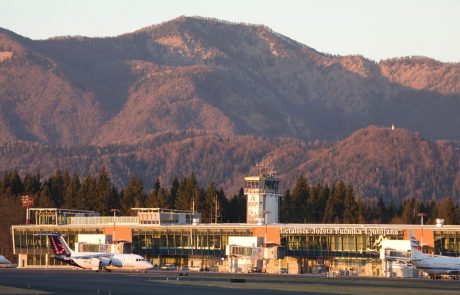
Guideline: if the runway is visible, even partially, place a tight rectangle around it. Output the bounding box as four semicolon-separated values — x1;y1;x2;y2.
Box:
0;269;307;295
1;269;459;295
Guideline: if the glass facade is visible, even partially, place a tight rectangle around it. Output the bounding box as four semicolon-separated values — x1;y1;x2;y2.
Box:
11;223;460;273
281;231;404;259
434;230;460;256
132;227;253;257
13;226;103;267
12;225;253;267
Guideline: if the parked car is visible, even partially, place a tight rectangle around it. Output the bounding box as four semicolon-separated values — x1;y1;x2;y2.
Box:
278;267;288;274
161;264;176;271
190;265;203;272
248;266;262;273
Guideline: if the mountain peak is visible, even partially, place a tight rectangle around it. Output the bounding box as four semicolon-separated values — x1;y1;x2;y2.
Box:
1;17;460;148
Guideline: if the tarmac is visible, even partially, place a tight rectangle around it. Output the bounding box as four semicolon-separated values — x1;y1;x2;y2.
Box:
0;269;308;295
1;268;459;295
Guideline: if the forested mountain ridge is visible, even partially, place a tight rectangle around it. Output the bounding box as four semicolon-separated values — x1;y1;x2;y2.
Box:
1;126;459;204
285;126;460;203
1;16;460;147
1;17;460;206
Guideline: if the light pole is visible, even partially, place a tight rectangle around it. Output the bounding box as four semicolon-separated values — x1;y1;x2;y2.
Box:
111;209;120;243
417;212;427;250
262;210;271;246
262;210;271;273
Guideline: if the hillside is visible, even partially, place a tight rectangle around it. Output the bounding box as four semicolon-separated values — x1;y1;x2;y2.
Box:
1;17;460;204
289;126;460;202
1;126;459;203
1;17;460;146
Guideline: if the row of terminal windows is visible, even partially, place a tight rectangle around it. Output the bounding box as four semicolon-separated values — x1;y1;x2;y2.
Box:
13;229;102;254
282;234;403;253
12;229;460;257
132;229;252;252
20;254;67;267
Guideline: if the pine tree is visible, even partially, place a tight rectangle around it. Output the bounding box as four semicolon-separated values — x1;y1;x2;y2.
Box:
168;176;179;209
291;176;309;223
228;188;246;223
377;197;388;223
0;170;24;196
63;174;80;209
36;186;55;208
318;184;330;222
343;184;358;223
156;187;169;208
401;197;418;224
153;178;161;193
218;187;229;223
203;183;218;223
175;174;201;211
280;189;292;223
45;169;65;207
440;196;457;224
23;173;41;196
324;181;346;223
145;178;168;208
308;185;321;222
77;175;96;211
120;176;145;215
93;167;116;215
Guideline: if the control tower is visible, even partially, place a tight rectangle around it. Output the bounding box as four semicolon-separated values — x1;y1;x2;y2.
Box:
244;162;281;224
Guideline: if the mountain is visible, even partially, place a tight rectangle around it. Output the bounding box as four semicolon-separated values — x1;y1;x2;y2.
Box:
1;126;459;203
1;16;460;146
1;17;460;203
283;126;460;202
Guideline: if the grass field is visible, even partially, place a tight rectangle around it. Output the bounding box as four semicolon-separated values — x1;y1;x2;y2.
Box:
0;284;49;294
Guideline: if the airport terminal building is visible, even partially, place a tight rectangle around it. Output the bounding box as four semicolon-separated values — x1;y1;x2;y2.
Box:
11;169;460;276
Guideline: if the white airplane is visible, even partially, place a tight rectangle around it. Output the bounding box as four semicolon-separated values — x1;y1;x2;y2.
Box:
0;255;17;268
409;230;460;277
39;233;153;272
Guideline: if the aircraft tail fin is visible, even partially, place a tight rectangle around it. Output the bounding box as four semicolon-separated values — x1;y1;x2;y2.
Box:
36;233;73;257
409;230;426;260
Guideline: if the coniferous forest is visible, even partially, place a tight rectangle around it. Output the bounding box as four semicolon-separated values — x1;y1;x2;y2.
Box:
1;169;459;262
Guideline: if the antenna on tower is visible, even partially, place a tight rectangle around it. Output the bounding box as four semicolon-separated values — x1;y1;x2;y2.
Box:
256;161;278;177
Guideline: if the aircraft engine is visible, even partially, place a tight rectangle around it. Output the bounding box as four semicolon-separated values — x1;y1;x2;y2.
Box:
90;257;122;271
110;258;123;268
98;257;112;267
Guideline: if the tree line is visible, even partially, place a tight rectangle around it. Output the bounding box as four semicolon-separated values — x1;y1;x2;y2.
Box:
0;168;246;223
281;176;459;225
1;169;459;261
1;169;459;225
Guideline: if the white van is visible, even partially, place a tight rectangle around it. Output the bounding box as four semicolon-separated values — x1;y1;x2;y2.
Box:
161;264;176;271
190;265;202;272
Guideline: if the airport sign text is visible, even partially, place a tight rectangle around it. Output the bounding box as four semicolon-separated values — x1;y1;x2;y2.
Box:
280;227;399;236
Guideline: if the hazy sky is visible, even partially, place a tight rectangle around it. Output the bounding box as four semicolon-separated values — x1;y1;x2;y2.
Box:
1;0;459;62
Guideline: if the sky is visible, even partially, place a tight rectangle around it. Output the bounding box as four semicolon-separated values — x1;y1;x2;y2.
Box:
1;0;459;62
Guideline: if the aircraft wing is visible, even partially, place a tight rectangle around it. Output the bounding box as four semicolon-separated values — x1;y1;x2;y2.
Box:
73;253;114;259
